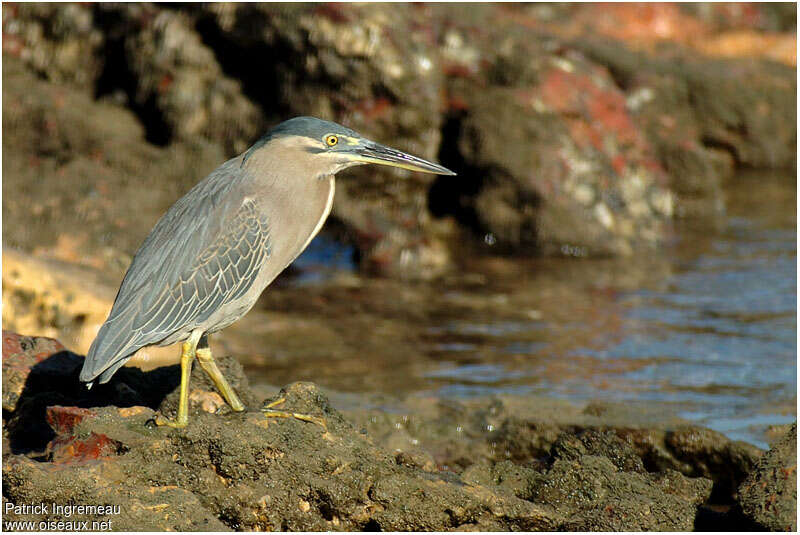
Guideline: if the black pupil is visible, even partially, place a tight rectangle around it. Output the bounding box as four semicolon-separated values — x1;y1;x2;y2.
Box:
329;137;336;144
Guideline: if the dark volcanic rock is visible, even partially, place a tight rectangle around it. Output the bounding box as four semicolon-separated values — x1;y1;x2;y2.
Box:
462;430;712;530
488;415;762;501
737;423;797;531
3;332;752;531
4;385;559;530
103;4;262;154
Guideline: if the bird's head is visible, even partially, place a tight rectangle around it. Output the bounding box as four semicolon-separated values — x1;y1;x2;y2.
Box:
246;116;455;177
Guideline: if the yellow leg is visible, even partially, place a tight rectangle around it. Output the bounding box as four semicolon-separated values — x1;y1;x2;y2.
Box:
195;344;245;412
261;397;327;431
155;340;194;428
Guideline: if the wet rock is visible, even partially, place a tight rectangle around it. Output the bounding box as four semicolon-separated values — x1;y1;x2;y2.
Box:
454;429;712;531
349;394;763;510
535;429;712;530
737;423;797;531
550;429;646;474
613;426;763;502
533;457;711;531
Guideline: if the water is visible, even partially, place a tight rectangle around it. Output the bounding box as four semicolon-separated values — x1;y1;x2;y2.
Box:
240;171;796;449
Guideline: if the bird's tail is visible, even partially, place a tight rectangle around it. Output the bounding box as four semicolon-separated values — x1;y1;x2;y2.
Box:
80;316;141;385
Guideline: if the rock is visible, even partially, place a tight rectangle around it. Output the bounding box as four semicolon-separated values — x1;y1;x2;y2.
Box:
573;38;796;211
2;250;115;358
2;357;561;530
2;4;796;277
533;458;711;531
45;405;96;435
550;429;646;473
534;430;712;531
195;3;452;278
48;430;124;465
3;331;757;531
439;22;674;257
1;3;104;88
349;394;763;509
1;331;177;454
3;331;68;412
535;3;796;66
2;54;226;276
614;425;762;502
103;4;262;154
737;423;797;531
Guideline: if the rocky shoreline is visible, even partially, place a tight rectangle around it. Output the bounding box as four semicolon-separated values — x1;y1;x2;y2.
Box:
2;3;796;531
3;331;795;531
3;3;796;279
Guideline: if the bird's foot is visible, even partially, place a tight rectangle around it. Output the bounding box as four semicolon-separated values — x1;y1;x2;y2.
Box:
152;414;189;428
260;397;327;431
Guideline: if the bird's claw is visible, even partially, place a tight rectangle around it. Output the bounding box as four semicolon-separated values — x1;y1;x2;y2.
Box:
260;397;327;431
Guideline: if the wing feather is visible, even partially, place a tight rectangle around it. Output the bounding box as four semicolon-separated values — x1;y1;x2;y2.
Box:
81;159;273;383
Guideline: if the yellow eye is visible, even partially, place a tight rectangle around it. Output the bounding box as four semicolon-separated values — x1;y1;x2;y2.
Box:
325;135;339;147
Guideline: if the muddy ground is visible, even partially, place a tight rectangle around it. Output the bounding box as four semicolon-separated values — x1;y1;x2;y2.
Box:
3;332;795;531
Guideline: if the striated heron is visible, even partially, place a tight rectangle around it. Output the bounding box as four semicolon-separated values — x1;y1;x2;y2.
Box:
80;116;455;427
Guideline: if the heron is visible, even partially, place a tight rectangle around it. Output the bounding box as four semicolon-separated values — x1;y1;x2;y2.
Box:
79;116;455;427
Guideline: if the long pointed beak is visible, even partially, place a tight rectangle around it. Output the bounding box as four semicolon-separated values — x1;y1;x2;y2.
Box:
348;142;456;175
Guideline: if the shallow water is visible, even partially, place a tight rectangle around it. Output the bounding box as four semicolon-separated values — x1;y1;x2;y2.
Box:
240;171;796;449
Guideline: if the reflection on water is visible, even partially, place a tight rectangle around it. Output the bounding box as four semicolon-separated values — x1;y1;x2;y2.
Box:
239;171;796;449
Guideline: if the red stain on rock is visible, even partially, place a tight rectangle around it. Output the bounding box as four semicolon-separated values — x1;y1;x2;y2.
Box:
539;68;575;113
3;332;85;413
539;66;657;174
46;405;96;435
2;33;24;57
642;158;665;174
560;3;709;46
2;331;24;357
588;91;636;146
442;61;476;78
611;154;627;175
49;432;122;465
3;331;65;363
447;95;469;112
157;73;173;94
